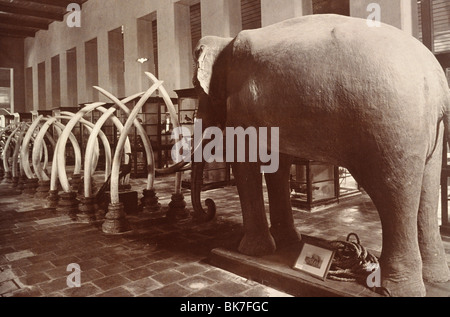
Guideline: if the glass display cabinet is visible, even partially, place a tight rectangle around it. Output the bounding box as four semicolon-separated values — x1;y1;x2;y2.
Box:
290;158;340;211
290;159;360;211
174;88;233;190
441;139;450;236
124;95;178;178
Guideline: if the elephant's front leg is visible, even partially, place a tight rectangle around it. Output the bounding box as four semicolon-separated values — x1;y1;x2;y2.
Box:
232;161;276;256
264;154;301;248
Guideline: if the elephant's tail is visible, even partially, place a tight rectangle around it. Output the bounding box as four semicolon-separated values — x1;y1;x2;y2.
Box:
444;89;450;155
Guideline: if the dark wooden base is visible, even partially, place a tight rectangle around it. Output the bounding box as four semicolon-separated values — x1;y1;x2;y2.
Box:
209;244;450;297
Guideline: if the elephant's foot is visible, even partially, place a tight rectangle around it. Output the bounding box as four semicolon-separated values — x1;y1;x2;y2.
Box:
238;231;276;256
270;224;301;249
382;276;426;297
380;257;426;297
422;255;450;283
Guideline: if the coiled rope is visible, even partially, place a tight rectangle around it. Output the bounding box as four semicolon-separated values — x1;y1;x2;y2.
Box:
326;233;391;296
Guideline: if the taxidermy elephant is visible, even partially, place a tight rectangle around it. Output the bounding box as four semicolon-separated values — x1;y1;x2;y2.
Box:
190;14;450;297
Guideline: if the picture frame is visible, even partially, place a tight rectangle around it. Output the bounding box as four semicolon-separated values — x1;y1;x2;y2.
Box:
293;238;335;281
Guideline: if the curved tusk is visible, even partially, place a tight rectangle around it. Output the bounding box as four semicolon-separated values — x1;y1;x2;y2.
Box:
83;106;117;198
20;115;43;179
108;80;163;204
95;86;155;190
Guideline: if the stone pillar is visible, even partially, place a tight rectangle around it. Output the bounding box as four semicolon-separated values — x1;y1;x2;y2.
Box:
11;176;19;188
17;174;27;192
166;193;189;222
201;0;242;37
261;0;313;27
97;31;111;103
56;191;79;220
141;189;161;213
47;189;59;208
157;2;182;94
35;180;51;199
102;202;131;234
349;0;419;38
22;178;39;197
3;171;12;184
69;173;82;194
77;197;96;223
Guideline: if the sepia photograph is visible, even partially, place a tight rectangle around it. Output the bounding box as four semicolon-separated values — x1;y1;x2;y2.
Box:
0;0;449;306
293;240;335;281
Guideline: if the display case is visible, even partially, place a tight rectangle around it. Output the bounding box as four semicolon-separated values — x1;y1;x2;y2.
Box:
290;158;340;211
123;95;178;178
441;138;450;236
174;88;234;190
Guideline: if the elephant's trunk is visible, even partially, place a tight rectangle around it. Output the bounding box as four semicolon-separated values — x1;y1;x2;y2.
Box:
191;159;216;222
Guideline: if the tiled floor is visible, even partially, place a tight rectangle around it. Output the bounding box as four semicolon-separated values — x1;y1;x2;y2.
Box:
0;173;449;297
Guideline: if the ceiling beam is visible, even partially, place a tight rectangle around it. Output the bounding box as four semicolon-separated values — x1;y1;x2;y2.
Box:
0;14;49;30
0;27;36;38
0;3;64;21
25;0;85;9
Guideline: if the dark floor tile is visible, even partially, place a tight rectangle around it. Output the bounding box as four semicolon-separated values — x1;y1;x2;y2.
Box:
20;261;56;275
149;283;191;297
175;263;209;276
37;277;69;294
147;260;178;273
18;272;51;286
123;278;162;296
97;286;134;297
122;256;151;269
213;281;251;297
92;274;130;291
62;282;101;297
96;262;130;276
120;267;154;281
152;269;187;285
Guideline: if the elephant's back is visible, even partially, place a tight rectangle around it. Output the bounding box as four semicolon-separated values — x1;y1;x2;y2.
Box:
231;14;446;123
228;14;448;166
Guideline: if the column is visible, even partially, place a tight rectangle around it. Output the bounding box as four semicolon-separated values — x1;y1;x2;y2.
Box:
97;31;110;102
45;57;52;109
32;64;39;111
201;0;242;38
76;43;87;104
156;2;180;95
261;0;313;27
350;0;419;38
123;22;142;95
59;51;68;106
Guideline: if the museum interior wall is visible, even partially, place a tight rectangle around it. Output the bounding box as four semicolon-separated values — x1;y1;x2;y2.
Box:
2;0;449;114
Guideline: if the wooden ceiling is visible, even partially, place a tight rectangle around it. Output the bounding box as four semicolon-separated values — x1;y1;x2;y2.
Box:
0;0;88;38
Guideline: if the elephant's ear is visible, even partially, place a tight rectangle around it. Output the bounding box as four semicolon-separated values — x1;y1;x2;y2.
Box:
194;44;214;96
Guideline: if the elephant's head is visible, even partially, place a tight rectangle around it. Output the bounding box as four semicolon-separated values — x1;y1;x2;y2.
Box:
187;36;234;222
193;36;234;130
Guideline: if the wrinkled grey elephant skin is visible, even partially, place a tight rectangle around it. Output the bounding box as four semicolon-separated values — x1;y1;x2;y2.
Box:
192;14;450;297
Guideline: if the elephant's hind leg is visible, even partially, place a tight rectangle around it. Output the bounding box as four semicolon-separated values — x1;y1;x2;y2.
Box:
232;161;276;256
418;129;450;283
356;160;426;296
264;154;301;248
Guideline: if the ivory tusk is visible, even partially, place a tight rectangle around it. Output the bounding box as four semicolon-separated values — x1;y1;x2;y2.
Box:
107;81;163;204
